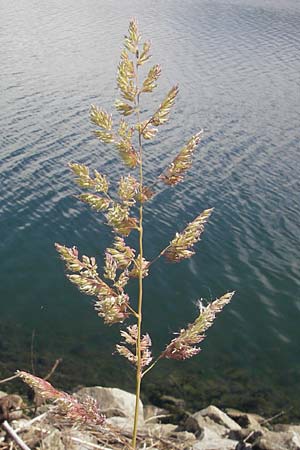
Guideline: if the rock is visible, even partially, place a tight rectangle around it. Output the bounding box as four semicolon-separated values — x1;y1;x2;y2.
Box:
64;430;98;450
184;413;226;438
144;404;168;423
39;429;65;450
192;426;239;449
199;405;241;431
106;416;135;433
184;405;241;439
169;430;197;443
0;394;24;422
159;395;185;411
226;408;265;428
228;426;263;443
146;422;178;438
256;429;300;450
0;391;7;399
76;386;143;422
274;424;300;434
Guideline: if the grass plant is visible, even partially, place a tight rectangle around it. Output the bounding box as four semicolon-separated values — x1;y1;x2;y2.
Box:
19;20;234;449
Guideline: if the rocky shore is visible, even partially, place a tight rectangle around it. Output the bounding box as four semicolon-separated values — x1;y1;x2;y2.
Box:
0;386;299;449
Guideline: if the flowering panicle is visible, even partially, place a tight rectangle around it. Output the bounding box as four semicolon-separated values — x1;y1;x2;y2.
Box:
151;85;179;126
160;131;203;186
141;64;161;93
17;371;105;426
162;292;234;360
69;163;109;193
116;119;139;168
106;203;137;236
118;174;139;205
52;21;234;445
116;325;152;371
137;41;151;66
129;256;150;278
164;208;213;262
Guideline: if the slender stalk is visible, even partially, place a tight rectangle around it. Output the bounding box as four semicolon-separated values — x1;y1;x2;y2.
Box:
131;64;144;450
2;421;31;450
141;355;162;378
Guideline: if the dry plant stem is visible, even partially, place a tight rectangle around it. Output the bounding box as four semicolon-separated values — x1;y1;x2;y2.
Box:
2;421;31;450
0;375;19;384
44;358;62;381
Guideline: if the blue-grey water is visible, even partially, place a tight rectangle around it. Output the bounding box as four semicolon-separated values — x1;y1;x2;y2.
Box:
1;0;300;416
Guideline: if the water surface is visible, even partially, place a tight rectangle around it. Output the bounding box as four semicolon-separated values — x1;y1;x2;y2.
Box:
1;0;300;417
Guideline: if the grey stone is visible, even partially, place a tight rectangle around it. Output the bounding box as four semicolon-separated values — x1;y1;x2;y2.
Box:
65;430;98;450
146;422;178;437
192;426;239;450
77;386;144;422
228;426;263;443
257;430;300;450
226;408;265;428
39;429;65;450
184;413;227;437
198;405;241;432
106;416;135;433
144;404;168;423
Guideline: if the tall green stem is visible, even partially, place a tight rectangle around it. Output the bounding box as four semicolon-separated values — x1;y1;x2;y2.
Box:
132;70;143;450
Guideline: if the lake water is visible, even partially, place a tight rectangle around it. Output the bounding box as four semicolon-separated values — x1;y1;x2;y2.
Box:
1;0;300;418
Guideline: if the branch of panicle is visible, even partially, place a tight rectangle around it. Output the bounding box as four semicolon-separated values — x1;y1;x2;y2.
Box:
161;292;235;360
17;371;105;426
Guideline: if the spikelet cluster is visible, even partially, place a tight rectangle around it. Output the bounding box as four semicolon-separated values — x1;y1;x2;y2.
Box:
90;106;113;130
161;132;203;186
151;85;179;126
106;237;136;270
17;371;105;426
70;162;138;236
129;256;150;279
116;325;152;372
106;202;137;236
104;236;135;290
69;163;109;193
116;119;139;168
124;19;140;54
118;174;139;205
162;292;234;360
55;243;130;324
164;208;213;262
141;64;161;93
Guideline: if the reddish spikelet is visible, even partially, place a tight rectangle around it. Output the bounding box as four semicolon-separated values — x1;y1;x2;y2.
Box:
17;371;105;426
